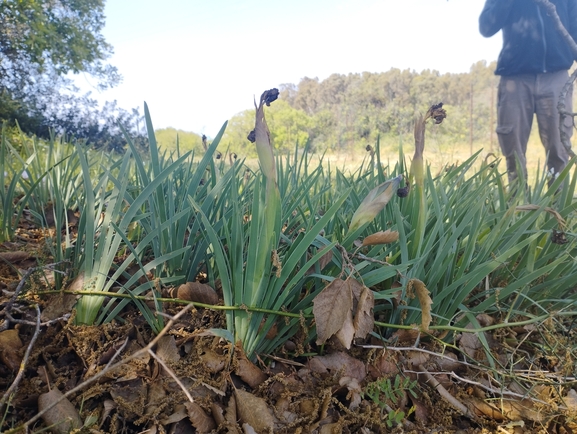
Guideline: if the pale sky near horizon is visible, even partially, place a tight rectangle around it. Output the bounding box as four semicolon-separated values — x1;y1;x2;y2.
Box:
77;0;502;137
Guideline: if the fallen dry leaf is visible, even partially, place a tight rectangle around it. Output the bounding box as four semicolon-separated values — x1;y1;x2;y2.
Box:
307;351;366;382
159;404;188;425
235;388;275;433
459;314;496;359
353;284;374;339
41;292;78;321
242;423;258;434
334;308;355;349
0;251;30;262
320;423;342;434
145;379;167;416
211;402;226;426
156;335;181;364
306;245;334;275
0;329;23;371
38;388;82;434
185;401;217;433
199;348;226;374
235;342;267;388
313;278;353;345
362;230;399;246
225;393;240;433
339;376;362;409
170;281;219;305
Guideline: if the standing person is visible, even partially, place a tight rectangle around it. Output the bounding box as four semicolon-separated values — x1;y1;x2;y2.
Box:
479;0;577;184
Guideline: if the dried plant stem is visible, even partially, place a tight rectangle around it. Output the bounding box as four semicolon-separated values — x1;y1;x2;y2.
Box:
1;263;67;331
416;364;476;419
3;304;195;434
148;349;195;404
0;304;41;410
405;370;557;408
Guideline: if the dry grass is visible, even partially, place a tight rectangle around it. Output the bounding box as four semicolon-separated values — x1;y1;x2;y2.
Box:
323;128;562;185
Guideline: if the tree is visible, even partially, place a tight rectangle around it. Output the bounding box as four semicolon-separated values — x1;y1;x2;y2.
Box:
0;0;119;93
0;0;141;152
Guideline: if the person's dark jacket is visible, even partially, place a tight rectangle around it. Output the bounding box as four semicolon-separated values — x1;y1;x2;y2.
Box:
479;0;577;75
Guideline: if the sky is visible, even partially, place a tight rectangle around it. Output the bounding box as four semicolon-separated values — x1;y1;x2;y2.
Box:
77;0;503;137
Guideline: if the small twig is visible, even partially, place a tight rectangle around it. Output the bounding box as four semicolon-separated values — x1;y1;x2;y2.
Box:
0;304;42;410
1;267;37;331
416;364;476;419
103;337;129;371
405;369;555;407
3;304;195;434
1;262;68;331
4;312;71;328
147;349;195;404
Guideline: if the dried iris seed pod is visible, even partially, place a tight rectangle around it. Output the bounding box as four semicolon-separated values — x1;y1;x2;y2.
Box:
263;88;279;106
397;187;409;198
551;229;568;244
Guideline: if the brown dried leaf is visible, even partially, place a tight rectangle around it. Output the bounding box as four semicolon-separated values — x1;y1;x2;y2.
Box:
211;402;225;427
41;292;78;321
313;279;353;345
225;393;239;431
353;285;374;339
306;245;333;275
160;404;188;425
176;282;219;305
410;279;432;331
564;389;577;410
156;335;181;364
459;314;496;359
406;350;430;368
306;351;366;382
0;251;30;262
339;376;362;409
185;401;217;433
0;329;23;371
362;230;399;246
235;342;267;388
38;388;82;434
320;423;342;434
145;380;167;416
235;388;275;433
334;308;354;349
199;348;226;374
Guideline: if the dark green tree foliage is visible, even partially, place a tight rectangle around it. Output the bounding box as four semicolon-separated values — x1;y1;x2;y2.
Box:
0;0;119;88
0;0;144;151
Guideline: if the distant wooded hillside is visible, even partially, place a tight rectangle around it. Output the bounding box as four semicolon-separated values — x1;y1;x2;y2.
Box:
216;61;501;157
159;60;575;158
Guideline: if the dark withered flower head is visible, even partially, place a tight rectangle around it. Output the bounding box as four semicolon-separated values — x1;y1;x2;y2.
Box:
216;151;222;159
366;145;373;152
247;129;256;143
262;88;279;106
427;102;447;124
551;229;568;245
232;152;237;159
397;175;411;198
397;183;410;198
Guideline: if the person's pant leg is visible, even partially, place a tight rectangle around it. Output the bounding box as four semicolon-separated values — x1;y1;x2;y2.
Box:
535;70;572;177
497;75;535;182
